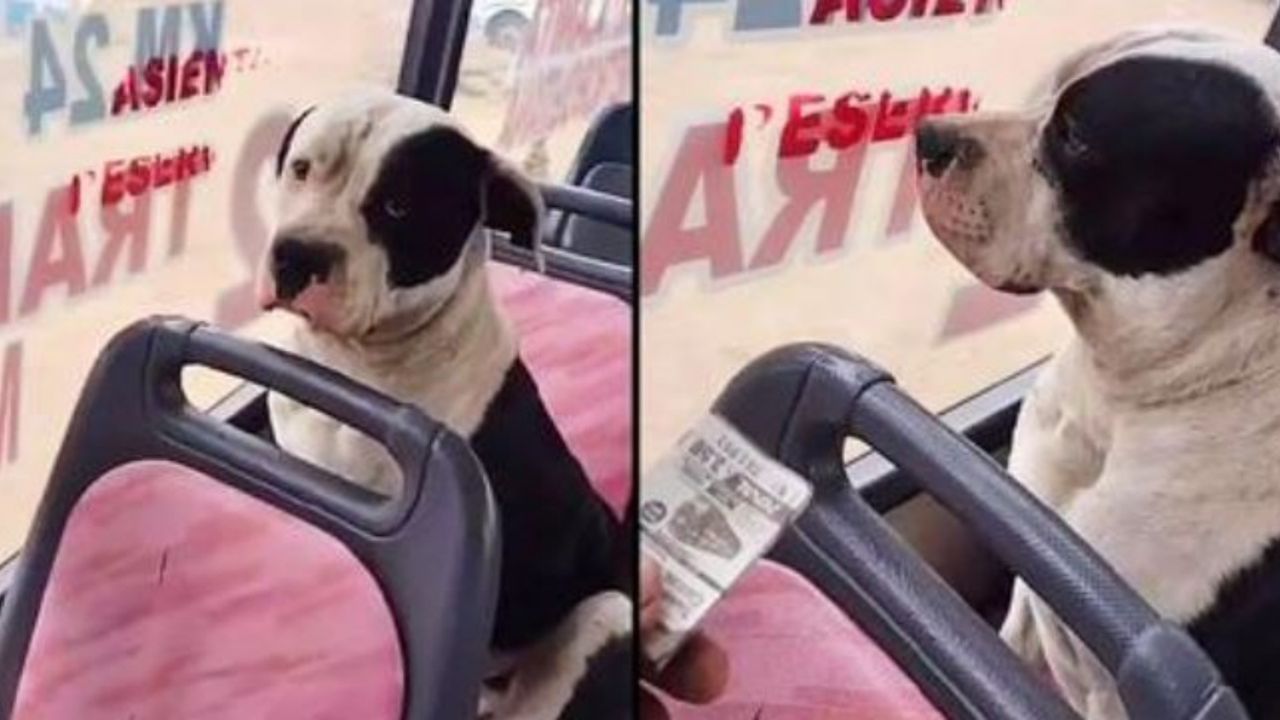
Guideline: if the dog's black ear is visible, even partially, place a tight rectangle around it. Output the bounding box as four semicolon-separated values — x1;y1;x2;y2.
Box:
483;157;544;251
275;105;316;177
1253;201;1280;263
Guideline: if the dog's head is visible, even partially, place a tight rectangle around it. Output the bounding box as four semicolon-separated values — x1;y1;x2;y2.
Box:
917;28;1280;330
257;89;543;336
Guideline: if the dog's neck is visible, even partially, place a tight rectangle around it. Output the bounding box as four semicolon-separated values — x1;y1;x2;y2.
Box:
1053;261;1280;409
294;251;517;437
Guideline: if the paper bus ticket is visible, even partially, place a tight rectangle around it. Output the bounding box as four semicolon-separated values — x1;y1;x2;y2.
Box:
640;413;813;667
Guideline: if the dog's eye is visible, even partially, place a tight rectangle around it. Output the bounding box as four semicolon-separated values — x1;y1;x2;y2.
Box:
290;158;311;182
1058;116;1091;160
383;198;408;220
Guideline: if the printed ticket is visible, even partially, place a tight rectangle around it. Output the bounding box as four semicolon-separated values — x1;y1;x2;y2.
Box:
640;413;812;667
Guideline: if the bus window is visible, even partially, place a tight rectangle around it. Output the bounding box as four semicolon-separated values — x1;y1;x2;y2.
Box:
639;0;1273;467
0;0;415;563
451;0;632;206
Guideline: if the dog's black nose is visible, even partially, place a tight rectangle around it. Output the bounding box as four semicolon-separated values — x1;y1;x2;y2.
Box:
271;238;345;300
916;123;966;178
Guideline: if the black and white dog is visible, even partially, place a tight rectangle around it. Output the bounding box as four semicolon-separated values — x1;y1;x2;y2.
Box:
918;27;1280;720
255;89;631;718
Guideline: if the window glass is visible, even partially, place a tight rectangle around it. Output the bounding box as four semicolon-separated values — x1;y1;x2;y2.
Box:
451;0;632;193
639;1;1272;466
0;0;414;559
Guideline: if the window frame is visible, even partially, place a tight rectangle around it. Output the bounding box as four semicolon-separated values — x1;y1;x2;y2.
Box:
398;0;475;107
400;0;636;298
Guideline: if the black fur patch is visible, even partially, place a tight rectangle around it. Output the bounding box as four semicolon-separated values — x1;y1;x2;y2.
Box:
486;169;541;249
275;106;316;177
558;634;634;720
1041;56;1279;277
1252;201;1280;262
1189;537;1280;719
469;359;623;651
361;125;490;288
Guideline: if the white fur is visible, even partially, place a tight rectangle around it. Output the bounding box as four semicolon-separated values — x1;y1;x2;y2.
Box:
268;236;517;496
479;592;632;720
263;89;523;495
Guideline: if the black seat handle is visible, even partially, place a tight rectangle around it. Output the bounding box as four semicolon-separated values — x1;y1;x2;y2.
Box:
712;343;1247;720
142;317;441;536
183;323;429;461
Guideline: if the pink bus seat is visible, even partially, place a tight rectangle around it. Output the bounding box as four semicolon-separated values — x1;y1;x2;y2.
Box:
11;459;403;720
0;320;496;720
656;560;945;720
491;263;632;517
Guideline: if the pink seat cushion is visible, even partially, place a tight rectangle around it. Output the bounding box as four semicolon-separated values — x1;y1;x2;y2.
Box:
660;561;944;720
492;264;632;517
13;460;403;720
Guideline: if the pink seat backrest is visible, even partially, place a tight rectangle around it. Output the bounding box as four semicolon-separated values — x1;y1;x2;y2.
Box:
12;460;404;720
491;263;632;517
658;560;945;720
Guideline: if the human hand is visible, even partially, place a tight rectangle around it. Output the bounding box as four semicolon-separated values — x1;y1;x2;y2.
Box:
639;557;729;719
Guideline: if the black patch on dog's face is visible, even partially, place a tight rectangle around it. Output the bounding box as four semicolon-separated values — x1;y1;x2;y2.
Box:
486;169;541;250
361;125;490;288
275;106;316;177
1041;56;1279;277
1252;200;1280;262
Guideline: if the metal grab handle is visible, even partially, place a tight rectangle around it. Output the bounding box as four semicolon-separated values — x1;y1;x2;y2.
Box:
712;343;1246;720
487;182;634;303
538;182;633;229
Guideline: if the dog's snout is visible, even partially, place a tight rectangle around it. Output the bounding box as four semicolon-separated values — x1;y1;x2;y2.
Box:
270;238;344;300
916;123;981;178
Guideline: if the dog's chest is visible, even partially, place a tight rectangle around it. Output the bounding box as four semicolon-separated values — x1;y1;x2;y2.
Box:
269;391;402;495
1019;354;1280;624
267;329;513;496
